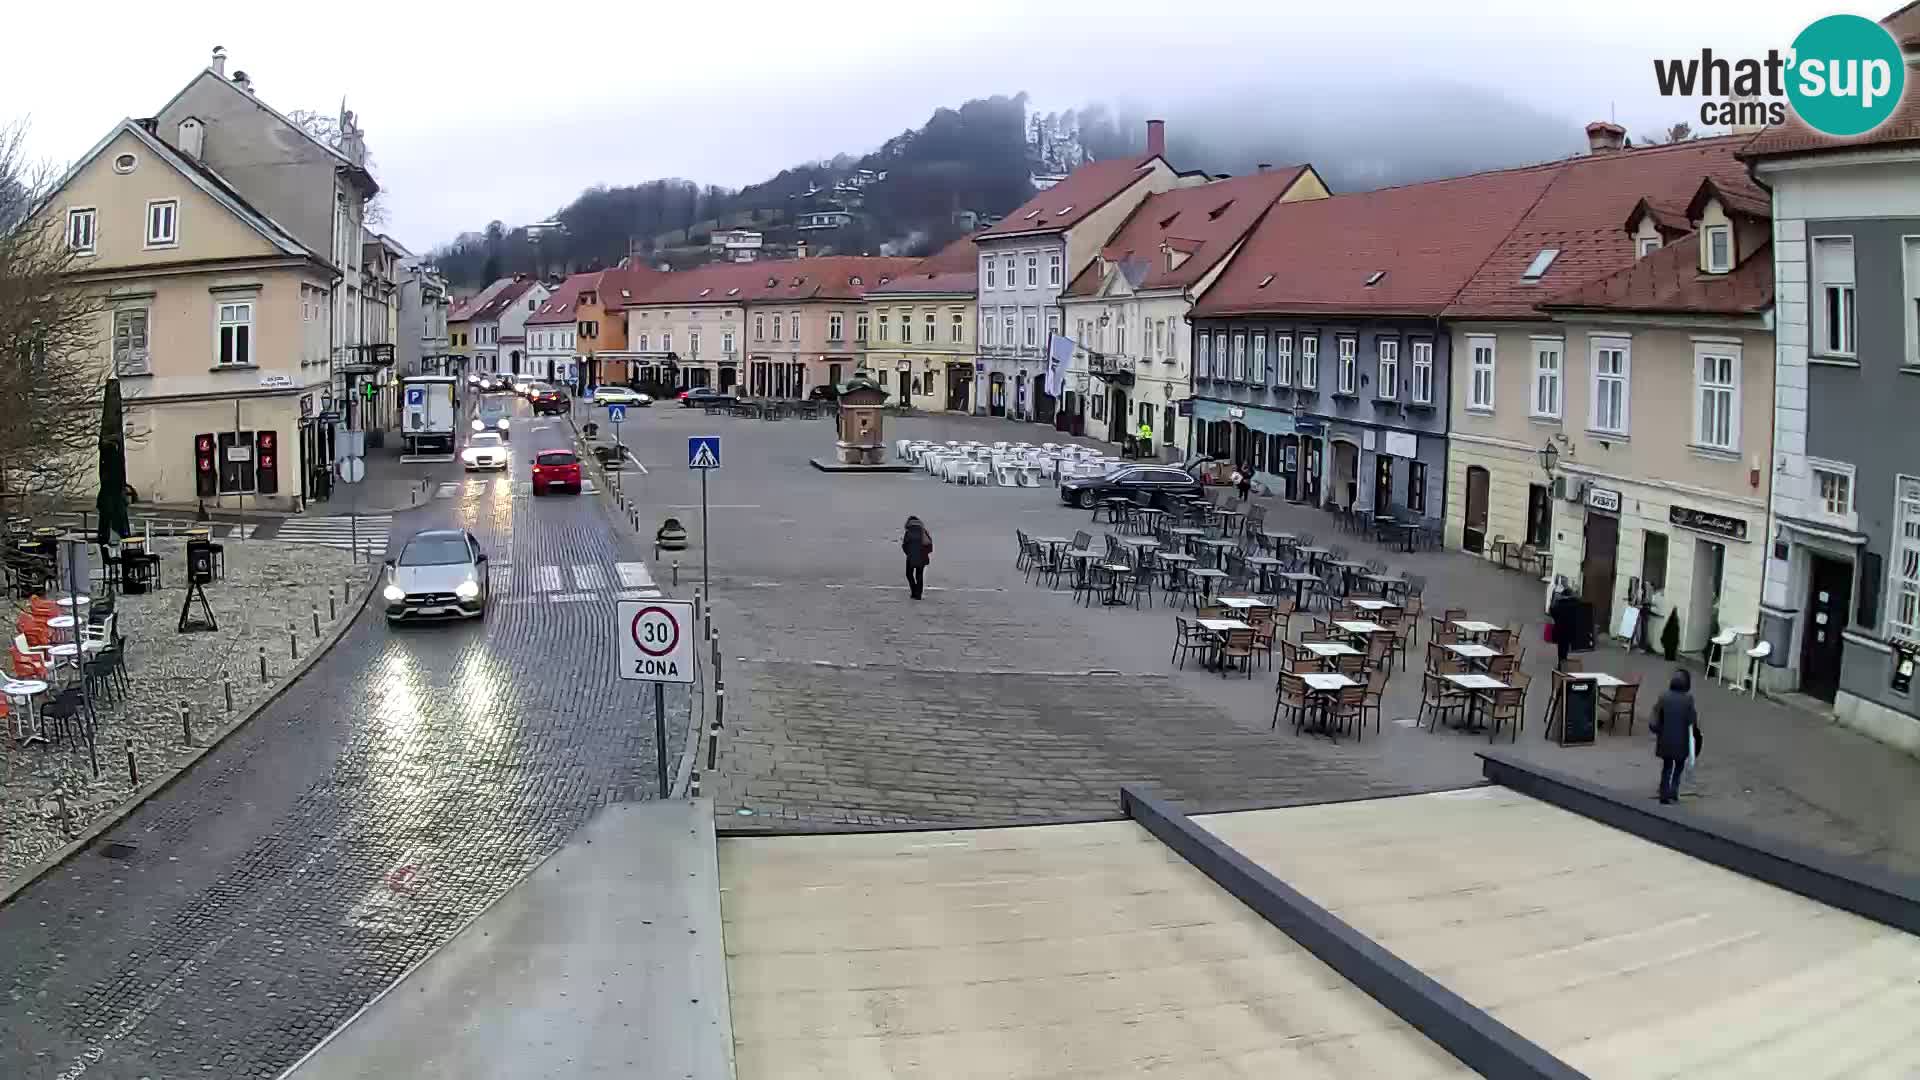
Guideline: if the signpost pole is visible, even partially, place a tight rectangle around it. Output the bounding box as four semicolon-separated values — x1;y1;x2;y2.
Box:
700;468;710;597
653;681;668;798
612;413;622;496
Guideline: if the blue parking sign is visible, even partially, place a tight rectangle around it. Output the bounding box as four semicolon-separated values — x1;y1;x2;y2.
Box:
607;404;627;422
405;386;424;406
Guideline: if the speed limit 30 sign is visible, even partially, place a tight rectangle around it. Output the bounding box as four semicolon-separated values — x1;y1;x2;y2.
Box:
617;599;695;683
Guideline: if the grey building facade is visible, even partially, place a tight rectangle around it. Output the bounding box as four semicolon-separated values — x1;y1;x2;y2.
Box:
398;261;452;377
1188;318;1451;520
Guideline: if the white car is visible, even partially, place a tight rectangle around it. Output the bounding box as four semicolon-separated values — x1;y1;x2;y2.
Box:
462;431;509;471
593;386;650;407
511;378;534;397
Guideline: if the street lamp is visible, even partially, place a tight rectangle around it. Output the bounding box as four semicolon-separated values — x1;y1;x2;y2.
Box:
1538;439;1559;474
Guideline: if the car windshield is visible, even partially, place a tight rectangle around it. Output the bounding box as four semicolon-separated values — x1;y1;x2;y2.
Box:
537;451;578;465
399;537;471;567
470;432;502;446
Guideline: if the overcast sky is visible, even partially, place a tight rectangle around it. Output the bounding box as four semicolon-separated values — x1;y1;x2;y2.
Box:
4;0;1842;253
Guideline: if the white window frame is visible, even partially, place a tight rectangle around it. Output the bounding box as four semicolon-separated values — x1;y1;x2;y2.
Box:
1336;335;1357;394
1251;333;1267;383
1812;235;1856;359
1002;257;1015;286
1048;252;1062;287
753;314;764;341
144;198;179;248
1232;332;1247;381
983;258;995;290
1904;235;1920;368
112;306;151;376
1891;475;1920;643
982;314;995;347
1024;313;1037;349
1299;335;1319;389
637;333;649;351
1002;312;1015;348
66;207;96;254
1198;331;1213;379
877;313;889;342
1589;335;1631;435
950;312;964;343
828;313;843;341
789;311;800;342
1807;458;1856;529
1274;334;1294;385
925;312;936;343
1705;225;1732;272
902;312;914;344
1410;339;1433;404
722;330;735;354
1046;310;1060;347
1530;337;1562;419
771;314;782;341
662;331;673;355
1467;334;1496;411
689;330;700;358
1637;235;1662;257
216;301;254;366
1376;338;1398;399
1026;254;1038;286
1692;342;1741;453
1214;332;1229;380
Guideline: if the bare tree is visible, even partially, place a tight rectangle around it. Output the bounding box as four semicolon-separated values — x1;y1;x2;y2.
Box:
287;108;388;226
0;120;107;510
1646;121;1697;145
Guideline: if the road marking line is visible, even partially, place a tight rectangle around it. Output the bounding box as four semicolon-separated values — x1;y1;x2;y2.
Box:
514;481;532;496
535;565;563;592
548;591;596;603
488;565;514;591
664;504;760;510
571;564;607;590
618;589;662;599
466;480;485;494
435;483;458;499
582;478;598;494
614;561;654;589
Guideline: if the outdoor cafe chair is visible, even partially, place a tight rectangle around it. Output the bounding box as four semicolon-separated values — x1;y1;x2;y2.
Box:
1332;684;1367;740
1217;628;1257;678
1274;672;1311;731
1484;677;1531;743
1014;530;1032;570
1363;631;1393;673
1248;609;1276;670
1419;670;1466;732
1360;668;1389;735
1600;679;1640;735
1171;616;1210;670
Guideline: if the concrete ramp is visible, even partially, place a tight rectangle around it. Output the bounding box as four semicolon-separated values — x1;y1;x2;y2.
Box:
283;799;734;1080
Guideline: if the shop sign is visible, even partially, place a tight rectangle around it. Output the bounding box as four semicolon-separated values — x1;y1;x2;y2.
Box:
1383;431;1418;459
1586;486;1622;513
1891;640;1916;694
1669;504;1749;542
1227;406;1245;419
1176;400;1194;417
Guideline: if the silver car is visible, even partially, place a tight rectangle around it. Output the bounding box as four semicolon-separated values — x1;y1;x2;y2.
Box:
383;529;490;621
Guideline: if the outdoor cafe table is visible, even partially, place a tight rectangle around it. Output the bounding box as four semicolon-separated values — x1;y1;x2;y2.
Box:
1185;566;1228;604
1245;555;1284;594
4;677;48;743
1165;526;1207;553
1099;496;1132;523
1062;549;1102;589
1214;506;1244;533
1363;574;1409;600
1445;673;1509;731
1257;530;1297;556
1445;642;1499;671
1197;617;1252;672
1278;571;1320;609
56;595;91;609
1351;598;1398;612
1384;521;1421;553
1191;538;1237;568
1119;536;1160;551
1096;563;1136;607
1216;596;1270;613
1452;619;1503;640
1300;672;1359;736
1302;641;1360;667
1296;545;1333;571
1333;619;1386;637
1133;507;1167;532
1331;559;1372;595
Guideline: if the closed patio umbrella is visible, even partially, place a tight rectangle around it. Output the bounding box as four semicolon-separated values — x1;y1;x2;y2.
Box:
95;377;131;547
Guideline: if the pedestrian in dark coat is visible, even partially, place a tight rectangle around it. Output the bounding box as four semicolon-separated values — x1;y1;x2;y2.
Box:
1549;586;1580;669
1649;669;1702;804
901;516;932;600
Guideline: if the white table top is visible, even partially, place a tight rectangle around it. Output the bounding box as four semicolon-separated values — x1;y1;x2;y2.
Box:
1193;538;1236;548
1334;620;1387;635
56;596;91;607
1279;571;1321;582
1245;555;1283;565
1445;673;1509;691
1452;620;1503;634
1156;553;1197;564
1262;531;1298;540
1297;546;1332;555
1303;673;1358;691
1352;599;1398;611
1445;643;1499;659
1197;618;1251;632
1167;526;1207;536
1332;560;1372;570
1032;536;1069;545
1303;642;1360;657
1216;597;1269;609
1186;568;1228;579
2;679;47;695
1119;537;1160;547
48;641;104;656
1569;672;1629;688
48;615;77;630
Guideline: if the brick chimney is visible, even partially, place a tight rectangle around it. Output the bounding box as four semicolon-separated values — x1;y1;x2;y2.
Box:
210;45;227;77
232;70;253;94
1146;119;1166;159
1585;121;1627;154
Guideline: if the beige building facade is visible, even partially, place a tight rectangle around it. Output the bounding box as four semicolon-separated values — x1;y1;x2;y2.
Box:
46;120;335;510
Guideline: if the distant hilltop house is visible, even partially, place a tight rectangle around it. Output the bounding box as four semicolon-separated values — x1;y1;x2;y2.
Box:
1031;172;1070;191
798;210;853;231
709;229;763;262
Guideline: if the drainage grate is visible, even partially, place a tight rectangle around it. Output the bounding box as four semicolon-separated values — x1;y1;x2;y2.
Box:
97;841;138;860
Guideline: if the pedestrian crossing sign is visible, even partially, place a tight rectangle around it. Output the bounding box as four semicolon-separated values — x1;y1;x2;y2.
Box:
688;435;721;470
607;404;626;423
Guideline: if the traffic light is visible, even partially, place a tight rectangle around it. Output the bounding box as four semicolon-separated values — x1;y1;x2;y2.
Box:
255;430;279;494
194;433;217;497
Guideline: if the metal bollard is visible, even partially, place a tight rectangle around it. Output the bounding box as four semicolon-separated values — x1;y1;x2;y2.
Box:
693;589;702;626
56;791;73;837
672;559;680;586
224;677;234;713
712;638;721;683
312;605;321;638
289;622;299;660
707;690;724;771
258;646;268;682
180;701;193;745
690;769;701;798
125;740;139;787
329;595;337;621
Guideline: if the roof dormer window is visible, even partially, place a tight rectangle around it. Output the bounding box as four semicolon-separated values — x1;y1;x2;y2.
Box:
1258;274;1275;288
726;287;740;296
1521;248;1561;281
850;275;862;285
1207;201;1234;221
1705;225;1733;273
1058;205;1074;215
1637;236;1662;258
1364;271;1386;287
1023;209;1041;220
698;287;711;297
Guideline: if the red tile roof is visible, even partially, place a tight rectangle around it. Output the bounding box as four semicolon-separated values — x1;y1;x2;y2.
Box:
1539;232;1773;316
1064;166;1316;299
621;256;919;306
598;264;667;311
1740;59;1920;157
527;271;598;325
449;277;515;322
466;277;539;323
1192;164;1561;318
870;235;978;295
974;155;1163;241
1884;0;1920;47
1444;135;1763;319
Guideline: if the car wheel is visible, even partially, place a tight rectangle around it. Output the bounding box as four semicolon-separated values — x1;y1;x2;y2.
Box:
1077;489;1098;510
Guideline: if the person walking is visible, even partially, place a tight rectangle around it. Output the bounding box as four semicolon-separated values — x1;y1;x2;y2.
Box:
901;515;933;600
1549;584;1580;670
1649;669;1702;804
1234;468;1252;502
1137;420;1154;459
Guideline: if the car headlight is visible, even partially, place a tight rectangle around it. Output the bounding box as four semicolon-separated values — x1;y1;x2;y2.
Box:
382;584;405;602
455;579;480;600
472;419;483;431
497;418;509;430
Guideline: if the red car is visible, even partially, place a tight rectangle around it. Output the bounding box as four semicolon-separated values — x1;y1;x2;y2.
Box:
531;449;582;494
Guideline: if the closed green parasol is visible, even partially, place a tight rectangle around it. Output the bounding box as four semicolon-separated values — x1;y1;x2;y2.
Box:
95;377;131;546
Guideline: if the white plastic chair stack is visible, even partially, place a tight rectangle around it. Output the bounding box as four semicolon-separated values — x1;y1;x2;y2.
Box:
968;461;990;486
994;462;1018;487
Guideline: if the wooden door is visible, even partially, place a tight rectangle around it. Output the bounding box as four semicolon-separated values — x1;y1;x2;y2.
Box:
1463;466;1489;554
1800;555;1853;702
1582;512;1620;636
